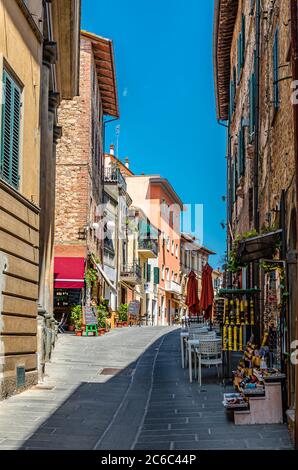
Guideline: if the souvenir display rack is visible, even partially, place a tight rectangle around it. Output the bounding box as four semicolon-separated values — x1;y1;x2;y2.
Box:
216;288;260;382
223;334;285;424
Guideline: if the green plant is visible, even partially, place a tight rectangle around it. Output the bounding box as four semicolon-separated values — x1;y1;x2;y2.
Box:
85;267;98;288
97;301;109;329
70;305;82;330
118;304;128;322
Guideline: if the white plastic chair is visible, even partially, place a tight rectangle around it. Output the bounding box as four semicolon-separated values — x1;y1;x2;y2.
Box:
195;337;222;386
186;331;217;382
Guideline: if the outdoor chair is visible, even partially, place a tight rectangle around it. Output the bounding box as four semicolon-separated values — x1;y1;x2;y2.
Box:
195;337;222;386
186;330;217;382
57;312;68;334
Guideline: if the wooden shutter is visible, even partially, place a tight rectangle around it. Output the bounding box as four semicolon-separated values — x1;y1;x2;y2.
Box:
147;263;151;282
232;161;236;204
249;72;256;140
154;267;160;284
238;126;245;177
1;70;21;189
273;29;279;109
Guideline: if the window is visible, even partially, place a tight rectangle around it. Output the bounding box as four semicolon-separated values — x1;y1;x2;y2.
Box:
171;240;175;255
171;271;174;281
166;268;170;281
175;244;178;258
273;28;279;110
1;69;22;189
166;237;170;251
162;265;165;280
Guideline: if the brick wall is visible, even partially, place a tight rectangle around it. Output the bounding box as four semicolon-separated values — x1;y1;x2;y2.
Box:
55;37;104;260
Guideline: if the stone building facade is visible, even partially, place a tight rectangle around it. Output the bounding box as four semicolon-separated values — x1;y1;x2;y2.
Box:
214;0;297;440
0;0;80;399
54;31;119;311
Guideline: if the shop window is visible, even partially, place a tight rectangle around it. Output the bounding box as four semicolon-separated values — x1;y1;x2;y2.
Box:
1;68;22;190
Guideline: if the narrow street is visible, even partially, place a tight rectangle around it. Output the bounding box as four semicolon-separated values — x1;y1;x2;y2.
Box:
0;328;292;451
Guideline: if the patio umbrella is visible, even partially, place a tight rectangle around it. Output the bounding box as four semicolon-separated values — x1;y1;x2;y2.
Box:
200;263;214;320
186;271;200;316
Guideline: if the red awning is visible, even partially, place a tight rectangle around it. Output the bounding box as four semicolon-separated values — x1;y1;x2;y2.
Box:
54;257;85;289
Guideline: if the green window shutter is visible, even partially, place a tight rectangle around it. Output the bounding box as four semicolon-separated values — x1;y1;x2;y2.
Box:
143;262;146;279
154;267;160;284
1;70;21;189
273;29;279;110
238;126;245;177
232;162;236;204
249;73;256;140
147;263;151;282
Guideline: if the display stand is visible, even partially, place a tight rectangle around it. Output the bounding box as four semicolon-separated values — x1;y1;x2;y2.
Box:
234;380;283;425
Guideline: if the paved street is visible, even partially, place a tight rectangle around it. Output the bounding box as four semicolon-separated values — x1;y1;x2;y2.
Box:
0;327;293;450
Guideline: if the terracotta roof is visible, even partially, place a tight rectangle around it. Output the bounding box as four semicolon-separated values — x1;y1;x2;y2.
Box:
81;30;119;118
213;0;239;120
104;153;134;176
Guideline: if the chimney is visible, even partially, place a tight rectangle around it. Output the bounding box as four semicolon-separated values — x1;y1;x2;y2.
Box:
125;157;130;169
110;144;115;156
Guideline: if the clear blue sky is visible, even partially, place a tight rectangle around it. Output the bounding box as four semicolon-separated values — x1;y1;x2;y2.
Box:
82;0;227;268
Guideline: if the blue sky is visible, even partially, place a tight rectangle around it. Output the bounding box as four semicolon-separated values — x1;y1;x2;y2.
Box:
82;0;227;268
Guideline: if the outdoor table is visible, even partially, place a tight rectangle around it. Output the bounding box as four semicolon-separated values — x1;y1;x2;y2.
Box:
188;338;200;383
180;331;189;368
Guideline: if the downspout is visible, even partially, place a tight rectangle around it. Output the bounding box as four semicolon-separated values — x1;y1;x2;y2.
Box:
290;0;298;450
252;0;261;344
254;0;261;233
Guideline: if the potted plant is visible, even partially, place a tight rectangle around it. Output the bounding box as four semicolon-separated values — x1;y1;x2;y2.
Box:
118;304;128;327
70;305;83;336
96;301;108;334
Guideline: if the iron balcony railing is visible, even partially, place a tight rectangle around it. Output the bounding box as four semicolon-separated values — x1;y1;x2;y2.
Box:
121;261;142;282
138;238;158;256
104;167;127;191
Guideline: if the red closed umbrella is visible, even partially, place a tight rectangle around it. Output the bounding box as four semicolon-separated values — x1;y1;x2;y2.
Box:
186;271;200;316
200;263;214;320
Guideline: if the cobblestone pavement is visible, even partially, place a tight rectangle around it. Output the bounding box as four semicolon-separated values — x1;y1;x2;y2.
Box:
0;327;293;450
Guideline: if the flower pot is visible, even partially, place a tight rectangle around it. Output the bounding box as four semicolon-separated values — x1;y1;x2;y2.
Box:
68;325;75;331
75;330;82;336
122;322;128;327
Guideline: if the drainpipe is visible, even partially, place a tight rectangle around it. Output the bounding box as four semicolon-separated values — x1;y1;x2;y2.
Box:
254;0;260;233
290;0;298;450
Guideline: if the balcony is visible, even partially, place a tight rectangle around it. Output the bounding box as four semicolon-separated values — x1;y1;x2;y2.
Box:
120;262;141;285
138;238;158;259
165;280;182;295
104;167;127;191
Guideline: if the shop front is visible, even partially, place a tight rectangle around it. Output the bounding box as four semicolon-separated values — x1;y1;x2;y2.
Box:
54;257;85;328
218;229;291;426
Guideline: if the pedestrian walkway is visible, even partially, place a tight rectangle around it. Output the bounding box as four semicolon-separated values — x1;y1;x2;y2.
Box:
0;328;293;450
